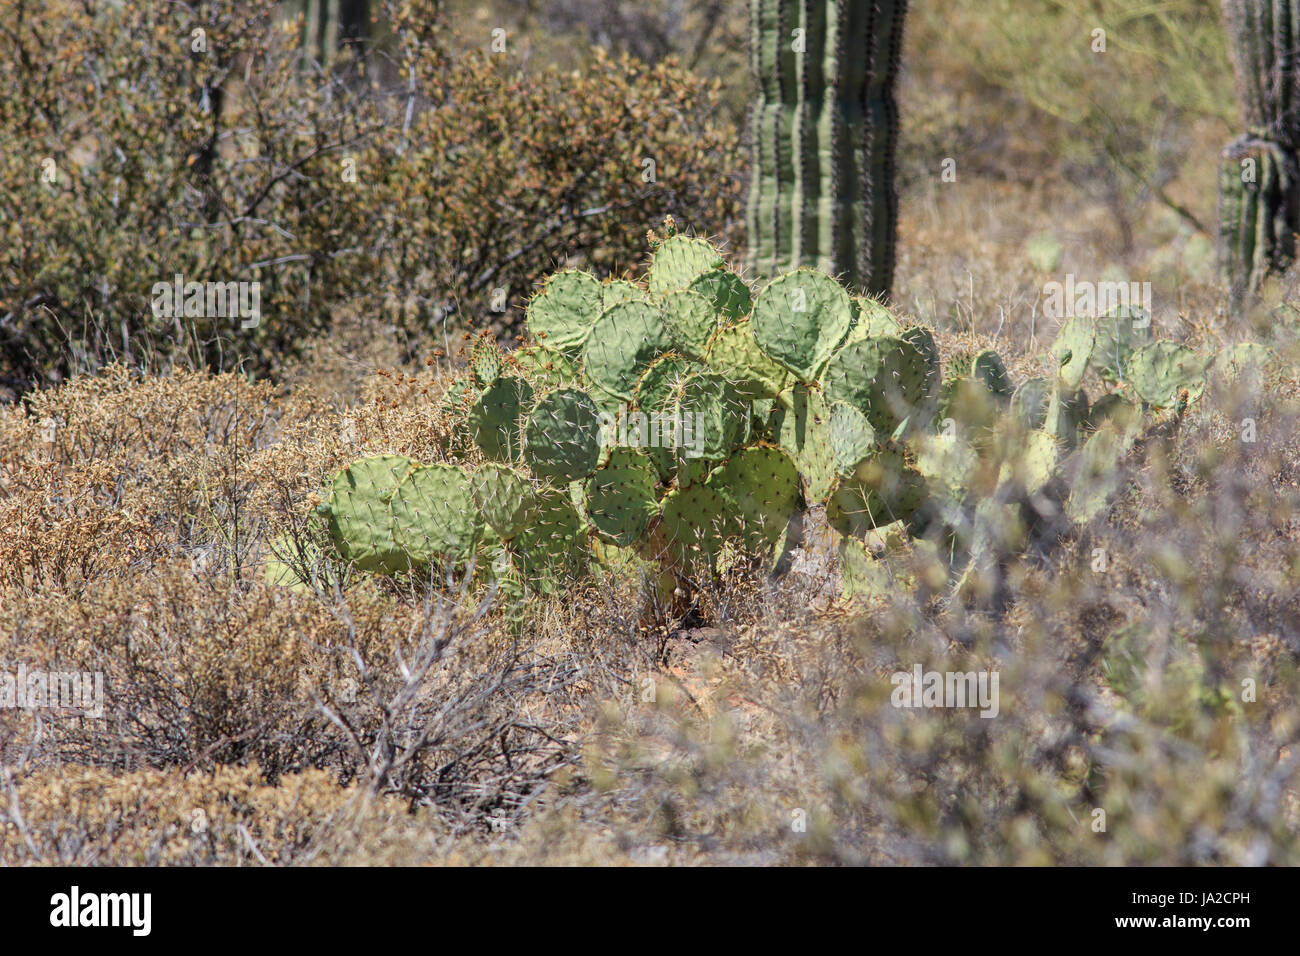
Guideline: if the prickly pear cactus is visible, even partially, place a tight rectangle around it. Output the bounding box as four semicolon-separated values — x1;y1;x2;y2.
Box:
289;228;1278;618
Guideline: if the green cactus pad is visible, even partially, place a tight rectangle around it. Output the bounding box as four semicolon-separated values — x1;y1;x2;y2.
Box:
914;433;978;501
1211;342;1279;382
511;487;589;593
751;270;853;381
469;375;533;461
971;349;1014;397
823;335;929;435
658;482;730;574
676;371;749;462
510;345;582;391
660;288;719;360
689;268;752;324
523;387;603;483
584;449;660;547
1125;340;1208;409
902;325;943;399
1010;377;1052;431
1064;423;1126;525
1094;307;1153;382
390;463;481;568
582;300;675;400
997;429;1059;494
828;401;876;479
469;332;502;387
1051;315;1096;390
706;444;801;551
325;454;416;574
703;319;793;399
632;353;698;415
847;297;904;342
826;448;927;538
648;235;725;295
471;464;536;540
601;278;649;310
774;383;836;501
1043;385;1089;451
837;532;892;602
526;270;603;354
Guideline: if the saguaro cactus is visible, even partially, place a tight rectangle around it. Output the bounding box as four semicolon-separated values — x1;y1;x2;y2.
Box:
746;0;908;298
296;0;371;62
1218;0;1300;302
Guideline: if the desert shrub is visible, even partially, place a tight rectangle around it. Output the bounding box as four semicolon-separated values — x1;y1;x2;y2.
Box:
907;0;1232;243
0;765;375;865
0;0;742;388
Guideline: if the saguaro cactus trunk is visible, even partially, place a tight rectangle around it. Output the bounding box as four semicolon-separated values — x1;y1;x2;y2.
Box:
1218;0;1300;302
746;0;907;298
297;0;371;62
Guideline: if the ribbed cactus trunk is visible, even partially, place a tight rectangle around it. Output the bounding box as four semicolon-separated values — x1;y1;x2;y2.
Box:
1218;0;1300;303
746;0;907;298
297;0;370;61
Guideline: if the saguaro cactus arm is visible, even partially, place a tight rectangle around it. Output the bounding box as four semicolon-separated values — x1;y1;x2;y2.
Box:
1218;0;1300;300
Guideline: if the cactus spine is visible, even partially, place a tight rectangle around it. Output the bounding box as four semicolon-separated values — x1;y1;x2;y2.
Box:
1218;0;1300;302
746;0;907;297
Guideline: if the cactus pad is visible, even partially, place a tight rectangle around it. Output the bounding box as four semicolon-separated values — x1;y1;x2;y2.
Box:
512;487;589;592
689;268;752;324
583;300;675;400
660;288;719;360
828;400;876;479
823;335;929;434
848;298;904;342
471;464;536;540
1064;423;1126;525
584;449;660;547
1125;341;1208;409
774;383;836;501
658;482;730;574
1051;316;1096;390
469;375;533;462
704;319;793;399
751;270;853;381
526;270;603;354
706;444;801;551
324;454;416;574
469;331;502;387
390;463;481;568
670;371;746;461
523;387;603;483
1093;307;1153;382
648;235;725;295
